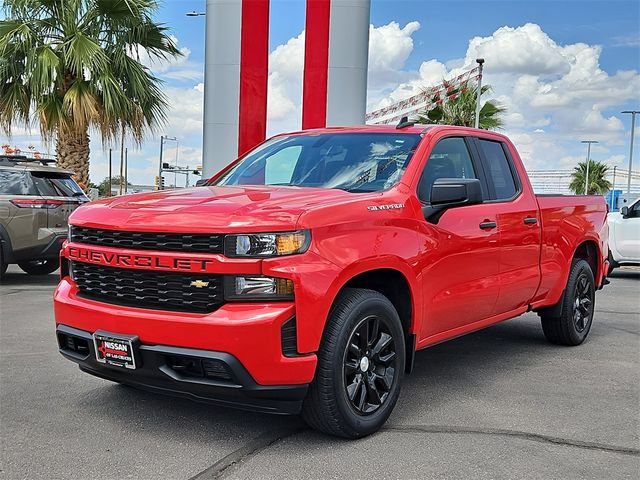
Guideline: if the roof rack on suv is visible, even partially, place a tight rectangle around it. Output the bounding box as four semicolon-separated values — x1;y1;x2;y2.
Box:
0;154;57;166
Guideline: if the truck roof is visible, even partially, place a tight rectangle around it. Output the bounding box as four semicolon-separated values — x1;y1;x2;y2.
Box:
279;124;510;139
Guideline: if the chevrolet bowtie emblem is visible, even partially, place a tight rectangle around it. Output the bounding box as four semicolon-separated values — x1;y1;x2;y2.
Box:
190;280;209;288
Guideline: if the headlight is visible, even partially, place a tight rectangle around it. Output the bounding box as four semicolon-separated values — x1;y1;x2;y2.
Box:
224;231;310;257
224;276;294;300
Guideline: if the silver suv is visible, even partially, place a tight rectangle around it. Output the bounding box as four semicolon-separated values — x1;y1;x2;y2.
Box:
0;155;88;280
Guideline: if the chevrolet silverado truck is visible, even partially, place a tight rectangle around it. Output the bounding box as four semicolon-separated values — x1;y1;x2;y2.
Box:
54;125;609;438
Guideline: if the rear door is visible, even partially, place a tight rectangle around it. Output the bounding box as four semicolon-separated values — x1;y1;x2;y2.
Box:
416;135;502;340
30;171;87;229
472;137;541;315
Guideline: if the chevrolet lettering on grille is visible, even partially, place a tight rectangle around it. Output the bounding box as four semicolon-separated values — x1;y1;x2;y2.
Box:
67;246;215;272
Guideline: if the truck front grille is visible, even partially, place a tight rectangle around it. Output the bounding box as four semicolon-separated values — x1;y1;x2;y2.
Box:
72;262;224;313
70;226;224;254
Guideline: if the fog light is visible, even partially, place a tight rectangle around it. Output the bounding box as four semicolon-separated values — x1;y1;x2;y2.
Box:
224;276;294;300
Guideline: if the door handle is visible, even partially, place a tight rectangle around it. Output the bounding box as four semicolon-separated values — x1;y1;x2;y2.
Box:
479;220;497;230
524;217;538;225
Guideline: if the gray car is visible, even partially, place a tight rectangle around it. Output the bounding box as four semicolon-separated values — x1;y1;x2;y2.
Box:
0;155;88;279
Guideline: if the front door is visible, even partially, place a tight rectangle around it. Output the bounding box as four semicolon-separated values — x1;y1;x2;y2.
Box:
616;199;640;260
415;136;501;341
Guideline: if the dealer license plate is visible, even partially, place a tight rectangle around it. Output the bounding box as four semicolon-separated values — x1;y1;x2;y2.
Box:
92;331;137;369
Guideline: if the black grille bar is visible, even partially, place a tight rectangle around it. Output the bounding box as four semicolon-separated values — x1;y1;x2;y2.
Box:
72;262;224;313
70;226;224;253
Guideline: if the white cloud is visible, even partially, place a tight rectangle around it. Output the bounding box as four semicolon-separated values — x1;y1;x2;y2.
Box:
266;21;426;135
465;24;570;75
267;31;305;130
372;22;640;170
130;35;191;73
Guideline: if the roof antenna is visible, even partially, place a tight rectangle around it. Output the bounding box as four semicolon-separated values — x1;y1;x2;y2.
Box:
396;115;415;129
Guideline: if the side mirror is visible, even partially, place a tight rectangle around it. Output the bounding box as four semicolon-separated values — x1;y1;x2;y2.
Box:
195;179;208;187
422;178;483;223
621;206;629;218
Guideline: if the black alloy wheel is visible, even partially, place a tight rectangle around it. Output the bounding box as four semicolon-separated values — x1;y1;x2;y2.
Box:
343;314;397;415
572;272;593;333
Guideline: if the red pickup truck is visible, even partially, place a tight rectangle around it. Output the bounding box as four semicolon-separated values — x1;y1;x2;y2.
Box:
54;125;609;438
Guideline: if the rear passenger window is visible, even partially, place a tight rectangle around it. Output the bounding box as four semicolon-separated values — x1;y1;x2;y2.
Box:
0;170;37;195
478;140;518;200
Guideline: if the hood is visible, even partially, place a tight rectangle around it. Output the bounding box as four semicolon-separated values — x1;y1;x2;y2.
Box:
70;185;361;232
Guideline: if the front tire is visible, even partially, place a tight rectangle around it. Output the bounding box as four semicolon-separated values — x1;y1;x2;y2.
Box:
302;288;405;438
541;259;595;346
18;259;59;275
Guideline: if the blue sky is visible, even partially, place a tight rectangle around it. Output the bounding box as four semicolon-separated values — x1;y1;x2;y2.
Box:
3;0;640;190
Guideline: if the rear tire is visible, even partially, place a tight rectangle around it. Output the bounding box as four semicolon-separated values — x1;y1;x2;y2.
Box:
18;259;59;275
607;251;618;276
0;249;7;280
302;288;405;439
541;259;595;346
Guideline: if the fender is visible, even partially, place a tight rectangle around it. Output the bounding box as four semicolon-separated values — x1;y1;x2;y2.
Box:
532;235;604;311
312;255;420;353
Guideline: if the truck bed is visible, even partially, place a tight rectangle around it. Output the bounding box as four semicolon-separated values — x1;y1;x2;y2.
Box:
534;194;608;305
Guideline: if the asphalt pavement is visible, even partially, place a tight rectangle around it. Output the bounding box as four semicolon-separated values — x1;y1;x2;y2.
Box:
1;265;638;479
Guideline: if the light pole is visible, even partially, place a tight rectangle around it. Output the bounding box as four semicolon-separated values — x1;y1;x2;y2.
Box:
107;148;112;197
581;140;598;195
621;110;639;193
474;58;485;129
185;9;210;176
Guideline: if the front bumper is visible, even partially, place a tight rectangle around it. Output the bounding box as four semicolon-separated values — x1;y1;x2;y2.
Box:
8;230;66;263
54;277;317;389
57;325;307;414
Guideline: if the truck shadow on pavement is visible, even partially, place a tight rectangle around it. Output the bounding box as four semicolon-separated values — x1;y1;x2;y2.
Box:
64;302;638;477
72;314;564;441
1;269;60;287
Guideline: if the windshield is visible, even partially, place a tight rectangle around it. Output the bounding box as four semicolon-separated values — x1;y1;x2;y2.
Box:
213;132;422;193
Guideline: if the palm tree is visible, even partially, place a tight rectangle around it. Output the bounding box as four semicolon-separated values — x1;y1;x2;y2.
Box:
0;0;180;186
417;81;505;130
569;160;612;195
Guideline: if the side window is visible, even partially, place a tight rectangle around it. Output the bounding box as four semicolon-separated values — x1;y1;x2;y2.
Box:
264;146;302;185
477;139;518;200
418;137;477;201
0;170;37;195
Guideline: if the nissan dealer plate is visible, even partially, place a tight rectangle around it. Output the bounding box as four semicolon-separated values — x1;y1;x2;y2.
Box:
92;331;137;369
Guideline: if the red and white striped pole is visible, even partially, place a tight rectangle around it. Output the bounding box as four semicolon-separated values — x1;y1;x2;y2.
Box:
201;0;371;177
302;0;371;129
202;0;270;178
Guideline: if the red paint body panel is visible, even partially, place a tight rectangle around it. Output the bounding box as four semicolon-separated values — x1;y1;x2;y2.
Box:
54;125;608;388
238;0;270;156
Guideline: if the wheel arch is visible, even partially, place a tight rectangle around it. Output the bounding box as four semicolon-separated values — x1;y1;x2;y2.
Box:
573;239;601;282
536;239;602;318
324;261;419;374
